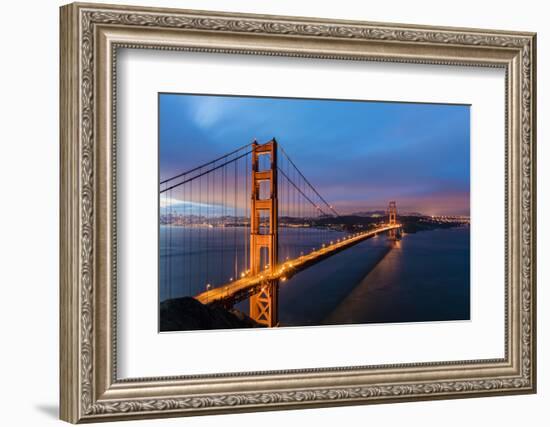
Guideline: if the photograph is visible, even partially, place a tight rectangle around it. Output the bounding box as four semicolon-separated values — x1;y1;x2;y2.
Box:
158;93;471;331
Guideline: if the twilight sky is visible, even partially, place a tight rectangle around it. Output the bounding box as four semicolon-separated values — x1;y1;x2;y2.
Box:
159;93;470;216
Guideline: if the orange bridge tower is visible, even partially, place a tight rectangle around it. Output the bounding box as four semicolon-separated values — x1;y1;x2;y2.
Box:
388;201;397;240
249;139;279;327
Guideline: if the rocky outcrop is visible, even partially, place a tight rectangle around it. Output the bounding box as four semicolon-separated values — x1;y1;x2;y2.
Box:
160;297;260;332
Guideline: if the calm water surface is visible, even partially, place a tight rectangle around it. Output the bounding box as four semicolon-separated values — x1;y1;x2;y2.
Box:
160;226;470;326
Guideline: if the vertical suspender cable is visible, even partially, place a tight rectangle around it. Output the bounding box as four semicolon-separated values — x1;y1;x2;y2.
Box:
221;164;225;285
246;153;249;275
188;178;192;296
234;159;238;281
199;169;206;292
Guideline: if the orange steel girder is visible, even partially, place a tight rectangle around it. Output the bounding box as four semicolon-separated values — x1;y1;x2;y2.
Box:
249;139;279;327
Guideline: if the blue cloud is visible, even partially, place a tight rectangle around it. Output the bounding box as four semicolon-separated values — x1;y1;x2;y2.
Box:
159;93;470;215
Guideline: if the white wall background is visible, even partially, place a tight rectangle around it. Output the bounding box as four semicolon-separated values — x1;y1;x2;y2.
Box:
0;0;545;426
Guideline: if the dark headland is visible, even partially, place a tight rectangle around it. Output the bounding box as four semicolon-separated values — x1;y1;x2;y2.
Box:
160;297;260;332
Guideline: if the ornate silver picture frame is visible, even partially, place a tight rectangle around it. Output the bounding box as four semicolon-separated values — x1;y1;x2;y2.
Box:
60;2;536;423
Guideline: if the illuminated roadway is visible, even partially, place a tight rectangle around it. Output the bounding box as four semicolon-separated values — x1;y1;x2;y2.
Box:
195;223;402;305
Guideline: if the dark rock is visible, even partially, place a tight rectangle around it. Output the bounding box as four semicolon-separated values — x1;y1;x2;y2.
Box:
160;297;260;332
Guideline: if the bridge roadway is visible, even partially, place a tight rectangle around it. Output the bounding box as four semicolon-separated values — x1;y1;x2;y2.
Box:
195;223;401;305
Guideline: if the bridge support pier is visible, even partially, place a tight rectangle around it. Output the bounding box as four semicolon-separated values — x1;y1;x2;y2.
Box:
249;139;279;327
250;280;279;327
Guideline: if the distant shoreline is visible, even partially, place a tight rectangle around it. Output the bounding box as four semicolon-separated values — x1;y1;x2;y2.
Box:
159;220;470;232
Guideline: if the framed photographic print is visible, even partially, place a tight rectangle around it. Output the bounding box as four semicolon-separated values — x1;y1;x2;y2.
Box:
60;2;537;423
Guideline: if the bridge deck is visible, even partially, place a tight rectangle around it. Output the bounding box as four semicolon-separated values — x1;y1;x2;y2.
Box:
195;223;401;305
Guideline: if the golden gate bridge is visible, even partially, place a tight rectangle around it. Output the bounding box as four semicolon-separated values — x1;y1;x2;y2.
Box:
160;139;401;327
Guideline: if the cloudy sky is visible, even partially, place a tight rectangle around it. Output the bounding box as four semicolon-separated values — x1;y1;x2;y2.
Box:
159;93;470;216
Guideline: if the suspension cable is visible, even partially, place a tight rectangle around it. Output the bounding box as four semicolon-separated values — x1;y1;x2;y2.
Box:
277;167;332;217
160;141;254;185
278;145;340;217
160;149;254;194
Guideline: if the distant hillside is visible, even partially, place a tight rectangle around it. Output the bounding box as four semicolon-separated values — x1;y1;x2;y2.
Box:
351;210;425;217
351;210;386;217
